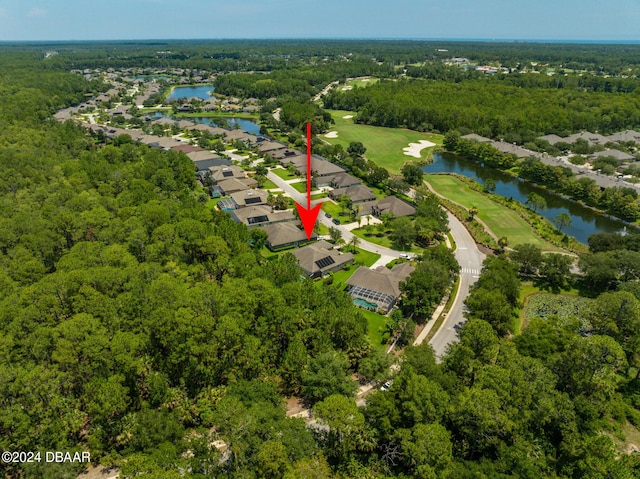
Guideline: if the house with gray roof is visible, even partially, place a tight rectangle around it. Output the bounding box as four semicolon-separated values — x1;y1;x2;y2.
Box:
490;141;535;158
292;240;354;278
362;196;416;218
329;184;377;204
606;130;640;144
186;150;222;163
263;222;317;251
591;149;634;162
565;131;608;146
208;165;246;183
537;134;565;146
214;177;257;196
346;263;415;313
316;172;361;189
193;158;232;172
229;205;295;228
229;189;269;208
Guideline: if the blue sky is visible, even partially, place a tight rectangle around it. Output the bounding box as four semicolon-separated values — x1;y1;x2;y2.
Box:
0;0;639;42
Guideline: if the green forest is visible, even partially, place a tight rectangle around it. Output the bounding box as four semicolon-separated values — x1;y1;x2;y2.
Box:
324;77;640;138
2;42;640;478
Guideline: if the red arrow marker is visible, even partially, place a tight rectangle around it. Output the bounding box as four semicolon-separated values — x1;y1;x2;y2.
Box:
295;122;322;239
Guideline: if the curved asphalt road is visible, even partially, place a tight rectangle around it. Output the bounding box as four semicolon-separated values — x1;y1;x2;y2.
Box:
428;212;486;359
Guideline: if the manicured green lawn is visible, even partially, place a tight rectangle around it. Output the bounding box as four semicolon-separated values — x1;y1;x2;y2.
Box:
350;227;423;253
290;181;321;194
322;201;350;223
261;179;278;190
323;110;444;174
311;192;328;200
425;174;561;252
360;309;388;350
271;168;299;180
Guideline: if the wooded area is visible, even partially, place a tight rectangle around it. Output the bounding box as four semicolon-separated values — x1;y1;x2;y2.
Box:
2;42;640;478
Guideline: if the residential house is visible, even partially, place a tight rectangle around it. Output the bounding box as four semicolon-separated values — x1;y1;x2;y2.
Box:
229;205;295;228
564;131;609;146
315;171;361;189
361;196;416;218
591;149;634;162
263;222;317;250
208;165;247;184
292;240;354;278
229;189;269;208
346;263;415;313
213;177;257;196
193;158;232;172
329;184;377;204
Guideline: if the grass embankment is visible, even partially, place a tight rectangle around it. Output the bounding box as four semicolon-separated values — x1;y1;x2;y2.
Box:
323;110;443;174
426;174;563;253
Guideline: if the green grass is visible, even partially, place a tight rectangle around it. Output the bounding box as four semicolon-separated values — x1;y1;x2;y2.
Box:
261;179;278;190
360;309;388;350
323;110;444;174
290;181;321;194
271;168;299;180
350;227;423;253
425;174;561;252
321;201;349;223
205;197;225;209
331;247;381;285
311;192;328;200
345;78;380;88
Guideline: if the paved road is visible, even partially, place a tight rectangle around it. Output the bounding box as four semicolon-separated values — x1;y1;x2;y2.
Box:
428;211;486;359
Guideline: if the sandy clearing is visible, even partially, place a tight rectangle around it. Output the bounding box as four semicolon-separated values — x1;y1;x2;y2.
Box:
403;139;436;158
342;115;354;119
325;131;339;138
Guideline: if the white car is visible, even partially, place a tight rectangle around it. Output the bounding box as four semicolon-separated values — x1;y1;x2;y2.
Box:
399;253;411;259
380;380;393;391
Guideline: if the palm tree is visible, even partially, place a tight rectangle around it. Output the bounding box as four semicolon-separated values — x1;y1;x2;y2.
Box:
468;206;478;221
349;235;360;254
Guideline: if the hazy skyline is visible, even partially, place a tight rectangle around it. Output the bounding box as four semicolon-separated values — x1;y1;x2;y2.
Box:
0;0;639;42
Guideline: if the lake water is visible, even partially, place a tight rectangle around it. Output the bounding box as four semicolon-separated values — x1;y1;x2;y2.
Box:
423;153;634;244
167;85;215;100
188;116;261;135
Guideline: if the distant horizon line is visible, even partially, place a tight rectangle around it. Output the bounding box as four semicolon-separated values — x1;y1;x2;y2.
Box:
0;37;639;45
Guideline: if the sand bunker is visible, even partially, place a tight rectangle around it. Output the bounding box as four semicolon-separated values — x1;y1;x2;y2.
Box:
342;115;354;119
325;131;339;138
403;140;436;158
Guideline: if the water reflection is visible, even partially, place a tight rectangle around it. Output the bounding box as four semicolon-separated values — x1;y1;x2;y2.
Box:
423;153;634;244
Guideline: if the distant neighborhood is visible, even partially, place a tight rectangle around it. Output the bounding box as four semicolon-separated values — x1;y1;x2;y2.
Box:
55;68;419;316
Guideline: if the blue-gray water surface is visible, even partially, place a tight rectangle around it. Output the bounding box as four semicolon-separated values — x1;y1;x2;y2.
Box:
167;85;215;100
423;153;634;244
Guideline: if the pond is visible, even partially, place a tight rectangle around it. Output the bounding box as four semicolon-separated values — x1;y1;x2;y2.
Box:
167;85;215;100
187;116;261;135
422;152;635;244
